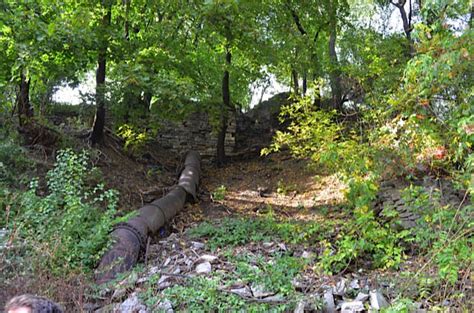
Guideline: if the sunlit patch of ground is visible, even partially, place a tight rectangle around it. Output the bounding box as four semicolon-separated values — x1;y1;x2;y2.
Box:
201;153;346;222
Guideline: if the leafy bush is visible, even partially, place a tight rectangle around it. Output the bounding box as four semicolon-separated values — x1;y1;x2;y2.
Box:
401;185;473;284
0;136;33;187
211;185;227;201
117;124;153;155
8;149;120;273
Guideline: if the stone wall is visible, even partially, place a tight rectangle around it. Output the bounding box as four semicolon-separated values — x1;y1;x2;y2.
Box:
157;111;236;158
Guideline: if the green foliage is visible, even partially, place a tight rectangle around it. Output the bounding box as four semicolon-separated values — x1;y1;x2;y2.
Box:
276;179;297;196
117;124;153;155
400;186;473;284
211;185;227;202
0;134;33;187
234;253;305;296
189;214;332;250
6;149;120;273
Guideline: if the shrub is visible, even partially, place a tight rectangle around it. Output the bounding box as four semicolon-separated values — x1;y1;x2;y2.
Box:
8;149;120;274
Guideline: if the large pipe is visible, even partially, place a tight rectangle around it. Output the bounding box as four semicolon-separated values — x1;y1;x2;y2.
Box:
95;151;201;284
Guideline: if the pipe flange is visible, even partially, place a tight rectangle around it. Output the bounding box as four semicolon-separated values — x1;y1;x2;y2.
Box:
113;222;147;250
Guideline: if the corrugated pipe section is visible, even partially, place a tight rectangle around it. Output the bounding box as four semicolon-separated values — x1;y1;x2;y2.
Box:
95;151;201;284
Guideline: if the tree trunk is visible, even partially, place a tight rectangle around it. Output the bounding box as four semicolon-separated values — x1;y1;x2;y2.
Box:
216;49;231;166
90;2;111;145
17;71;32;126
143;91;152;111
302;71;307;96
291;69;299;95
391;0;414;54
328;1;342;111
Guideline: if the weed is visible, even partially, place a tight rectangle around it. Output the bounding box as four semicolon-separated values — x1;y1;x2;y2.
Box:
3;149;120;274
211;185;227;202
276;179;297;196
189;214;333;250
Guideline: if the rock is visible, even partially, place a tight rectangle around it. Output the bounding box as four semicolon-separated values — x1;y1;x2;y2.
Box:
156;299;174;313
199;254;218;263
191;241;205;249
369;290;389;310
118;293;148;313
195;261;212;274
261;294;284;303
323;289;336;313
262;242;274;248
95;304;117;312
341;301;364;312
294;300;306;313
354;292;369;302
333;278;347;296
349;279;360;290
163;258;171;267
229;287;252;298
301;251;313;259
251;284;275;298
111;288;127;300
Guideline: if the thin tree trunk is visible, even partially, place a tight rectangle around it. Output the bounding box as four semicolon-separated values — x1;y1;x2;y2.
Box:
90;2;111;145
291;69;299;95
302;71;307;96
17;71;32;126
328;1;342;111
391;0;414;54
216;49;231;166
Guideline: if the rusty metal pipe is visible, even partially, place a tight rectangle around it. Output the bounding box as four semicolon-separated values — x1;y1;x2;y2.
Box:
96;151;201;284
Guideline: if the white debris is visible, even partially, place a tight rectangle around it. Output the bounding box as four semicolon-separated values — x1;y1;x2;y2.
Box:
262;242;274;248
301;251;313;259
355;292;369;302
333;278;347;296
229;287;252;297
199;254;218;263
191;241;205;249
323;289;336;313
118;293;148;313
294;300;306;313
369;290;389;310
156;299;174;313
251;284;275;298
195;261;212;274
341;300;364;312
349;279;360;289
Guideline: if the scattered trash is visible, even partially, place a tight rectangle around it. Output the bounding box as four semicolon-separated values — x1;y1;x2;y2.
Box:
301;250;313;259
333;278;347;296
323;289;336;313
355;292;369;302
349;279;360;289
369;290;389;310
294;300;306;313
195;261;212;274
229;287;252;298
156;299;174;313
199;254;218;263
251;284;275;298
118;293;148;313
191;241;205;250
341;300;364;312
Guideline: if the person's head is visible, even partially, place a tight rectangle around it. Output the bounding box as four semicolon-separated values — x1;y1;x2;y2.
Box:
5;294;63;313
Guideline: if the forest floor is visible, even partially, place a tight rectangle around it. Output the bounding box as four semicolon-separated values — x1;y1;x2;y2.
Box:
88;144;453;312
2;128;471;312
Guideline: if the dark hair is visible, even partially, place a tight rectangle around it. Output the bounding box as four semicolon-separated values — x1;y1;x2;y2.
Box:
5;294;63;313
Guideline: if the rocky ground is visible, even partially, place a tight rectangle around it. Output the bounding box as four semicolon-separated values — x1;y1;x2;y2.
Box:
86;152;470;312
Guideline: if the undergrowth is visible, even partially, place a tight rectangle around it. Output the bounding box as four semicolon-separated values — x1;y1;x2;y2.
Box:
189;212;334;250
1;148;121;277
